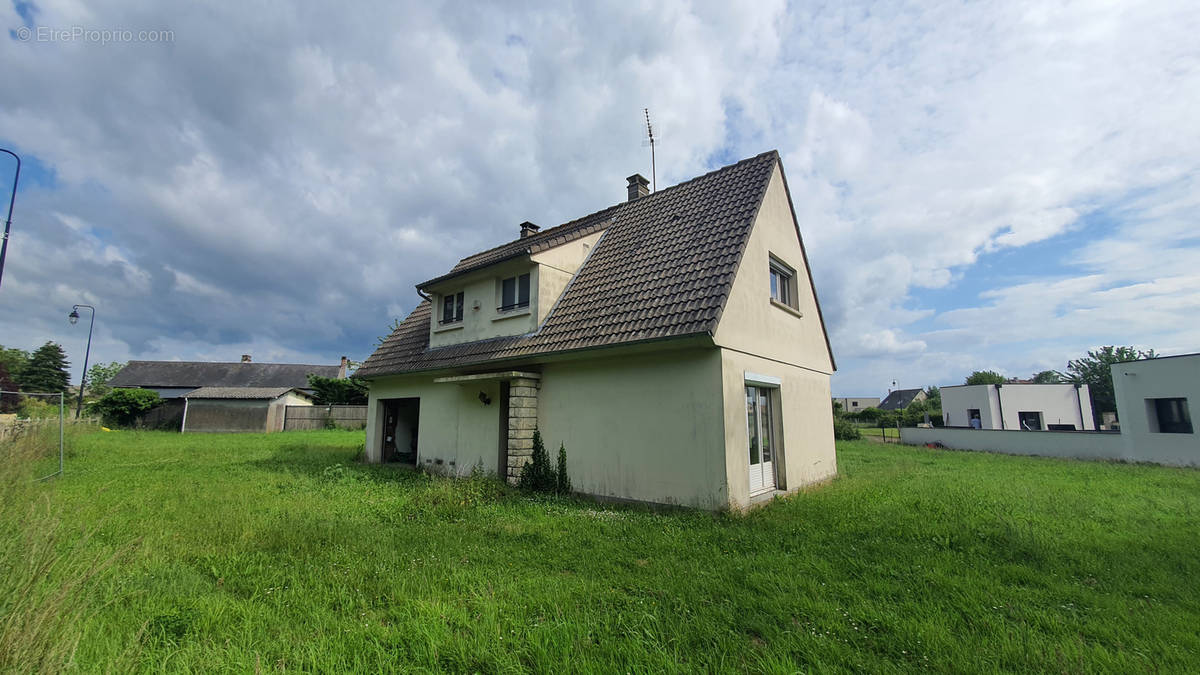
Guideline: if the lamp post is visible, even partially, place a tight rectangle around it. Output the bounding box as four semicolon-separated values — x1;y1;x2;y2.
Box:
68;304;95;419
0;148;20;291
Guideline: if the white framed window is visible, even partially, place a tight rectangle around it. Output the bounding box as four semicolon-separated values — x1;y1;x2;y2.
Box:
440;292;464;324
768;255;800;312
499;273;530;311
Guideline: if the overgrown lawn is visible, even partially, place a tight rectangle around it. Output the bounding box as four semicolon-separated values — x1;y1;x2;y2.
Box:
4;430;1199;672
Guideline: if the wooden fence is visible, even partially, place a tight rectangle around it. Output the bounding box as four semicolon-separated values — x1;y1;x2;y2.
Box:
283;405;368;431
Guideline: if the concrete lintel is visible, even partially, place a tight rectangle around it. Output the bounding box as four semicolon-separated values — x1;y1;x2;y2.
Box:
432;371;541;384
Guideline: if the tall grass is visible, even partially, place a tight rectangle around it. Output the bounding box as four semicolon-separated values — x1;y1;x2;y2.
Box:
0;428;135;672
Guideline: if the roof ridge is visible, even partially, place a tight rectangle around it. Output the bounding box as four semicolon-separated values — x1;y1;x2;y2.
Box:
124;359;334;367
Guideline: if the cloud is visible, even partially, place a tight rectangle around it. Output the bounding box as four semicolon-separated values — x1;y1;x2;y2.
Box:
0;0;1196;398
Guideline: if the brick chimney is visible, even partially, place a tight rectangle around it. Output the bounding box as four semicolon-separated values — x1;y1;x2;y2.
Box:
338;356;349;379
627;174;649;201
241;354;252;363
519;221;540;238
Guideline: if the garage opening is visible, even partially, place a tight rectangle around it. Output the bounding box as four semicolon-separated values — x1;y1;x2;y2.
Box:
382;398;419;464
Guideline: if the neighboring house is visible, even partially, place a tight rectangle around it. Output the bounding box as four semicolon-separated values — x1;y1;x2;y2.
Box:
1111;353;1198;465
833;397;880;412
181;387;315;433
878;388;926;411
355;150;838;510
942;384;1095;431
107;355;348;399
903;355;1197;467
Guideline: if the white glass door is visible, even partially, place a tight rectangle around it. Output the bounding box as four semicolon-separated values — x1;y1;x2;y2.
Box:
746;385;776;493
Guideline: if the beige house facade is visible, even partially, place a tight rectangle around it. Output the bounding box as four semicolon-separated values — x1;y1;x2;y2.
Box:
356;152;837;510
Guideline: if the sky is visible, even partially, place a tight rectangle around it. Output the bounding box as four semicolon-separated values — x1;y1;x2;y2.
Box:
0;0;1197;397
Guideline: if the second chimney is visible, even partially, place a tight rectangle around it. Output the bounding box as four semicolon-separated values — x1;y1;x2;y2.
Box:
519;221;540;238
338;356;349;379
627;174;649;201
241;354;252;363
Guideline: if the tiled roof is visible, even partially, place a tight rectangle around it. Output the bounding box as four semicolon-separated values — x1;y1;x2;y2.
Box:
878;389;925;410
418;205;622;289
357;150;811;377
108;361;339;389
183;386;308;400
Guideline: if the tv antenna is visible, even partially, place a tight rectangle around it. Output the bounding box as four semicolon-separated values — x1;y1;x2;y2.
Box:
642;108;657;192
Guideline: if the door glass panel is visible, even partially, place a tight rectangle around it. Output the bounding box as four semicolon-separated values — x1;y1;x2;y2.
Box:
746;386;759;464
759;389;772;463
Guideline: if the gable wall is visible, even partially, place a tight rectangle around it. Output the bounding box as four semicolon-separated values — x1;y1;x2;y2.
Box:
720;349;836;507
712;164;833;373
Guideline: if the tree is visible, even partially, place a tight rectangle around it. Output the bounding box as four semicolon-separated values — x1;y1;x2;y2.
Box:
306;374;368;405
964;370;1006;386
924;386;941;407
377;317;402;347
85;361;126;398
0;345;30;383
90;388;162;427
1057;346;1156;425
21;342;70;393
0;363;20;413
1031;370;1061;384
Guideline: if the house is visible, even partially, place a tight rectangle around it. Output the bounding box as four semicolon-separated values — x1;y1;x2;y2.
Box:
1111;353;1198;465
107;355;348;398
877;388;926;411
354;151;837;510
180;387;315;433
942;383;1095;430
903;356;1196;467
833;396;880;412
106;355;349;432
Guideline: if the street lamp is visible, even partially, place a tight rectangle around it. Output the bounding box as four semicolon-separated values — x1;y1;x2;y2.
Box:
68;304;95;420
0;148;20;291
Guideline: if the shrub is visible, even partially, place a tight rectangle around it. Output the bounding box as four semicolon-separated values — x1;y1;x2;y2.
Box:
518;429;556;493
833;417;862;440
518;430;571;494
91;389;162;427
556;443;571;494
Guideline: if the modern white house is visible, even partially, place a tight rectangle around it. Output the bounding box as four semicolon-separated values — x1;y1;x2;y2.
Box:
942;383;1095;431
1111;353;1197;465
355;151;838;510
904;356;1198;467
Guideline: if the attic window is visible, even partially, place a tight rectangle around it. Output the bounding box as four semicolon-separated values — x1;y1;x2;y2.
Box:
499;273;530;311
769;256;799;311
441;292;464;324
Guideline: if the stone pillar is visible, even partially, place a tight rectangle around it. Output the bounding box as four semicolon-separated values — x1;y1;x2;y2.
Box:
506;377;540;484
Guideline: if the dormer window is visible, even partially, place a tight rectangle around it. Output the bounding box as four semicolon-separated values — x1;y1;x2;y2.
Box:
441;292;464;324
499;273;530;311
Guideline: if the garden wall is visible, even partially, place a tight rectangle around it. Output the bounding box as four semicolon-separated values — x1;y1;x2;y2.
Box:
900;427;1127;462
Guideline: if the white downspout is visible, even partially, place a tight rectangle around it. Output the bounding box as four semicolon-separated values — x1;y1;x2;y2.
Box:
181;397;189;433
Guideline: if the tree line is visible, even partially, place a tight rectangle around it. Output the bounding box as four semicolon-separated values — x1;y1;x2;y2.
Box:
1;341;124;414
